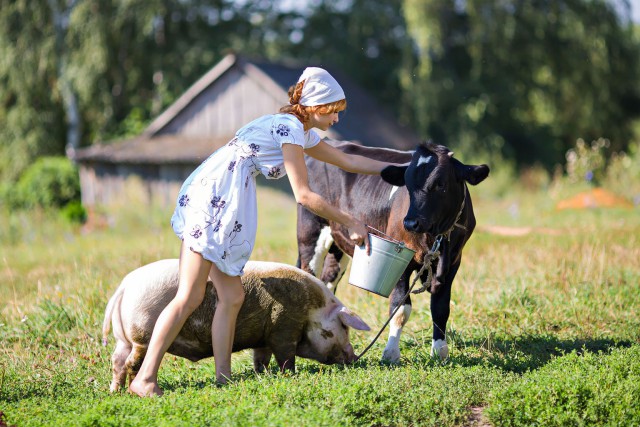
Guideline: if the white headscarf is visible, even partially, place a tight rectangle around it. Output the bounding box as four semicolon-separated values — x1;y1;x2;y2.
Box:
297;67;345;107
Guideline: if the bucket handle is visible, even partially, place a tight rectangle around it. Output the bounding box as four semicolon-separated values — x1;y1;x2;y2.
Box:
366;225;409;253
365;225;404;245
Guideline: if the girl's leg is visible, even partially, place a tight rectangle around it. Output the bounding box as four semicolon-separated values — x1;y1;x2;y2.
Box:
208;263;245;383
129;243;212;397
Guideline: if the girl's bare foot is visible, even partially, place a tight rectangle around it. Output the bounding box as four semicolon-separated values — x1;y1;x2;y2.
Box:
129;379;163;397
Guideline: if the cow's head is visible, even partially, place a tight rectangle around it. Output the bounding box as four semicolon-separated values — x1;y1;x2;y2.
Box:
381;141;490;235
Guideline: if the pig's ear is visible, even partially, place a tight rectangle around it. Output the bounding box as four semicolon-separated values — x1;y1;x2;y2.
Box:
338;307;370;331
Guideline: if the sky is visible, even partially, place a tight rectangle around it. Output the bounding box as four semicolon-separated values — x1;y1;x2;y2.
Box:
274;0;640;22
632;0;640;21
614;0;640;21
277;0;640;22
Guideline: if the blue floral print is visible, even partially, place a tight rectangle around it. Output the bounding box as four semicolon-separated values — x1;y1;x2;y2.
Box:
231;221;242;234
275;124;290;137
267;166;281;178
171;114;320;276
190;226;203;239
211;196;226;209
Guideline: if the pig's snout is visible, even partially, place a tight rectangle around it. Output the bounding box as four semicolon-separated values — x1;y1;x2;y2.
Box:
325;343;358;365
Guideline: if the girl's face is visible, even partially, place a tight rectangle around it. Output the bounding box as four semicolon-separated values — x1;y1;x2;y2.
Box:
307;110;341;131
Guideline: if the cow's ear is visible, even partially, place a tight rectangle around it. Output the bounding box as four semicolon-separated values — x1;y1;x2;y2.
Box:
452;159;490;185
381;165;407;186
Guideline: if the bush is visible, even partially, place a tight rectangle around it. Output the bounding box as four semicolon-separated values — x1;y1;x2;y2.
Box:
565;138;609;186
552;138;640;204
603;141;640;204
13;157;80;209
60;200;87;224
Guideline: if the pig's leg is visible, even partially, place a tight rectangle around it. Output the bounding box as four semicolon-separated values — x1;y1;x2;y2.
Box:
110;340;132;392
274;354;295;372
271;340;297;372
125;344;148;386
252;347;272;373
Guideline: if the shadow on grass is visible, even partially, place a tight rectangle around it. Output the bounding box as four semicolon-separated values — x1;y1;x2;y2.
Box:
402;334;635;373
156;361;325;393
74;336;636;397
153;355;395;393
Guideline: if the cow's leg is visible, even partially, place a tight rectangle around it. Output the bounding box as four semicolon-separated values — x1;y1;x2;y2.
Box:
110;340;132;392
308;226;334;278
297;205;330;277
430;262;460;360
382;271;412;363
430;286;451;360
321;244;350;293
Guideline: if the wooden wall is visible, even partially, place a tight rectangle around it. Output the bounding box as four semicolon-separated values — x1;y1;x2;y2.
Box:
79;161;293;208
158;69;287;138
79;162;194;207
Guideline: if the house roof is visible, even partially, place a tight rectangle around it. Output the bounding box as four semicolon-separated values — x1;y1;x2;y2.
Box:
74;54;420;165
73;134;229;164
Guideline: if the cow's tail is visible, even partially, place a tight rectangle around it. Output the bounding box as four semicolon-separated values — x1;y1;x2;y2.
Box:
102;282;125;347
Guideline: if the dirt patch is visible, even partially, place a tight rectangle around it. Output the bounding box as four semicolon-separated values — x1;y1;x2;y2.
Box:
478;225;562;236
0;412;16;427
556;188;633;210
464;406;492;427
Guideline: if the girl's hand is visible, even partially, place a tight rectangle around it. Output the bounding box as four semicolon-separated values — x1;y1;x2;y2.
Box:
348;220;371;255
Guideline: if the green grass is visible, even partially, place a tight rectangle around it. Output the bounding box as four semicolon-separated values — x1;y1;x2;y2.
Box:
1;184;639;426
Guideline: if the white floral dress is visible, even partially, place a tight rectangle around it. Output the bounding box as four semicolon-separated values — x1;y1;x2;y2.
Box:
171;113;321;276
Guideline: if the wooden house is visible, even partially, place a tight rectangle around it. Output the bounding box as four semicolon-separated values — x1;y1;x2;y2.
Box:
73;54;420;207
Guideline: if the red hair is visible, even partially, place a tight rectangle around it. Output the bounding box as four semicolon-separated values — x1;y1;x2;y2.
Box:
279;80;347;124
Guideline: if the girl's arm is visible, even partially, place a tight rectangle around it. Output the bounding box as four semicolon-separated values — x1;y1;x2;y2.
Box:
282;143;371;254
303;140;394;174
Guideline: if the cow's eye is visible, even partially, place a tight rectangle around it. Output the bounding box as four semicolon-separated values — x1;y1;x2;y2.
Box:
428;181;445;192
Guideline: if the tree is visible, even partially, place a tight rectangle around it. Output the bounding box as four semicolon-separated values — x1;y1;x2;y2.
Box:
3;0;639;185
280;0;412;113
48;0;82;158
401;0;640;167
0;0;66;182
0;0;257;182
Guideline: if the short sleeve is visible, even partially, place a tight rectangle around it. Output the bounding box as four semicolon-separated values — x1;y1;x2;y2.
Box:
270;114;306;148
304;130;321;149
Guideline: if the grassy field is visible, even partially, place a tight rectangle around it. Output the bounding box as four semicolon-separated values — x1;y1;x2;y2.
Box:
0;183;639;426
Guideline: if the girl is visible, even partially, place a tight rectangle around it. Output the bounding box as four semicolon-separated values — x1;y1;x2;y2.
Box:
129;67;399;397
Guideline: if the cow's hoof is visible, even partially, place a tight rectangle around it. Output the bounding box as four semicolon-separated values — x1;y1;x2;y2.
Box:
381;347;401;364
431;339;449;360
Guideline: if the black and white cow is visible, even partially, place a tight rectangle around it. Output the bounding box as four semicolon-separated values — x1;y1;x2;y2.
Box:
296;139;489;361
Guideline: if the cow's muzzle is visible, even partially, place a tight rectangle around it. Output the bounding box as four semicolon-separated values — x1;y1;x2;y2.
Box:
403;218;424;233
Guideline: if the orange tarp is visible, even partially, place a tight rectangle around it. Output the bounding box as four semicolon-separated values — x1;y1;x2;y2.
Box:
556;188;633;210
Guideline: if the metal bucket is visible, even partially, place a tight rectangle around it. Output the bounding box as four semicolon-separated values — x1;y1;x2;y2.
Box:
349;232;416;298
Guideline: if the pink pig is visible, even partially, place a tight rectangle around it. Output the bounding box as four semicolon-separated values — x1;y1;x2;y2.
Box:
103;259;370;392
